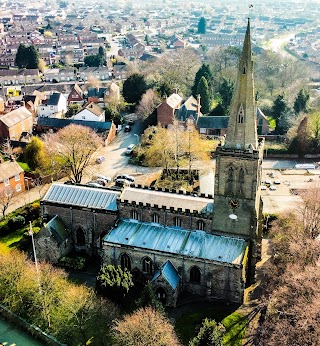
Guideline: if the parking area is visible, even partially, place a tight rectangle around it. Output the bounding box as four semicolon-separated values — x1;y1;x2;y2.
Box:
261;167;320;214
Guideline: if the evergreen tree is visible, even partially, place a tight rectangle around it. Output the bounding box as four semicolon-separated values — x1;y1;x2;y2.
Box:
24;137;46;171
192;63;213;97
123;73;148;104
196;76;211;114
189;318;224;346
198;17;206;34
15;44;39;69
98;46;105;56
293;88;309;114
271;94;290;134
218;78;234;114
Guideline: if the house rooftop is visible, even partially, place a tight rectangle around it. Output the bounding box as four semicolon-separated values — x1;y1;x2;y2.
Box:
0;160;23;182
104;219;248;265
0;106;32;127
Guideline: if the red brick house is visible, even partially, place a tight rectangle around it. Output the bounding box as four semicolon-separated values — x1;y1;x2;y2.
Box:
157;93;183;127
0;160;25;194
0;107;33;141
67;84;85;105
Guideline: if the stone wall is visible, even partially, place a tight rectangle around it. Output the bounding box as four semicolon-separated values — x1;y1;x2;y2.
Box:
103;244;245;303
118;203;214;232
41;202;117;254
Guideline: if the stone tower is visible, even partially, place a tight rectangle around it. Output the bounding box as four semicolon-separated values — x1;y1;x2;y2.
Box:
213;19;264;282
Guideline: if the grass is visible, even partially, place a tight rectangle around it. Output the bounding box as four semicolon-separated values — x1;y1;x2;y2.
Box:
222;312;248;346
0;227;27;248
174;303;242;345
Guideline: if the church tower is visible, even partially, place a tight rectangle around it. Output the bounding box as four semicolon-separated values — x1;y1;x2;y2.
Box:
213;19;264;282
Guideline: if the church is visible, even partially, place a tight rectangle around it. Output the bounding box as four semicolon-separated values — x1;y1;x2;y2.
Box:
37;19;264;307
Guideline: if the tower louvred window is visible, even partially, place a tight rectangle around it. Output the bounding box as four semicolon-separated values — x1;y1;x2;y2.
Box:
237;104;244;124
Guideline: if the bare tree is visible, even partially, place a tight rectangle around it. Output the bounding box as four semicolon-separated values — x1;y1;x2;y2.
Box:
0;186;14;218
42;124;103;183
0;138;22;161
112;307;181;346
136;89;161;120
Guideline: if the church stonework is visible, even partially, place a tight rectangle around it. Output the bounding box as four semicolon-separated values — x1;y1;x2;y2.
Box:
38;19;263;306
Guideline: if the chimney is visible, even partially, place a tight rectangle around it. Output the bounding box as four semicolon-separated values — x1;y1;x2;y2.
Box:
197;94;201;116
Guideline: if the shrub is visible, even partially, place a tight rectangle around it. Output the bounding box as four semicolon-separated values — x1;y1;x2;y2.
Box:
8;215;26;231
59;256;86;270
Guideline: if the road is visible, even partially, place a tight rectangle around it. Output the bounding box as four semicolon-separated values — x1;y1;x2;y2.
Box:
261;32;297;59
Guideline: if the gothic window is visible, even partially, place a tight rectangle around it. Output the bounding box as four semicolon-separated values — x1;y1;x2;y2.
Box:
174;217;182;227
226;166;234;195
190;266;201;283
152;213;160;223
76;227;85;246
142;257;153;274
197;220;205;231
238;168;245;196
120;253;131;271
131;209;138;220
237;104;244;124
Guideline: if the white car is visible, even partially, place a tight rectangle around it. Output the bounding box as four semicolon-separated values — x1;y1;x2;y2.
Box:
269;185;277;191
261;185;267;190
115;178;132;187
265;179;272;185
274;180;281;184
116;174;135;183
92;174;111;183
125;144;135;155
86;181;102;188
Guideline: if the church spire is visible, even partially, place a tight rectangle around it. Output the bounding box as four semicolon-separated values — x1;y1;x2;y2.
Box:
224;18;258;150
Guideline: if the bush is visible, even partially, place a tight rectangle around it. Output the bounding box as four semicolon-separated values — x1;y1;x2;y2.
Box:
59;256;86;270
8;215;26;231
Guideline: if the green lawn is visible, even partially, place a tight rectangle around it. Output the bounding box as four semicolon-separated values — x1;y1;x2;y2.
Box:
0;227;27;249
174;303;247;345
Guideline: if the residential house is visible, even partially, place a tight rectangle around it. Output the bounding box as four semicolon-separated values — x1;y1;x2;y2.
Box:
67;84;85;105
58;68;76;82
43;69;61;83
37;92;67;118
176;95;201;122
196;116;229;136
0;106;33;141
113;64;127;80
73;102;105;122
168;34;185;49
22;93;44;116
157;93;183;127
78;66;110;81
86;87;107;104
0;69;40;85
0;160;25;194
0;54;16;67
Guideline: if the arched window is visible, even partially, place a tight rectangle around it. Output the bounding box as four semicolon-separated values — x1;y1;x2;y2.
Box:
237;104;244;124
131;210;138;220
174;217;181;227
243;66;246;74
190;266;201;283
76;227;85;246
226;166;234;195
152;213;160;223
238;168;245;196
120;253;131;270
142;257;153;274
197;220;205;231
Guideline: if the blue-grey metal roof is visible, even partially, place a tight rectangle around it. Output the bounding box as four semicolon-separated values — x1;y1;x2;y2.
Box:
87;87;107;98
151;260;179;289
37;117;112;132
104;219;247;265
42;183;120;211
46;215;69;244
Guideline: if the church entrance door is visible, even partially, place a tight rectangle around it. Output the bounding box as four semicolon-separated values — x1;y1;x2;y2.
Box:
156;287;166;305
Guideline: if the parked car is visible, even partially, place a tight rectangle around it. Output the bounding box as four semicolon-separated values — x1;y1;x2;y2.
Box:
261;185;267;190
269;185;277;191
115;178;131;187
96;156;105;164
92;174;111;183
274;180;281;184
86;181;102;188
125;144;135;155
124;125;131;132
116;174;135;183
265;179;272;185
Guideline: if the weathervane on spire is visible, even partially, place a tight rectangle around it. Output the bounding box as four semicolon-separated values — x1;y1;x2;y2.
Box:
249;4;253;18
